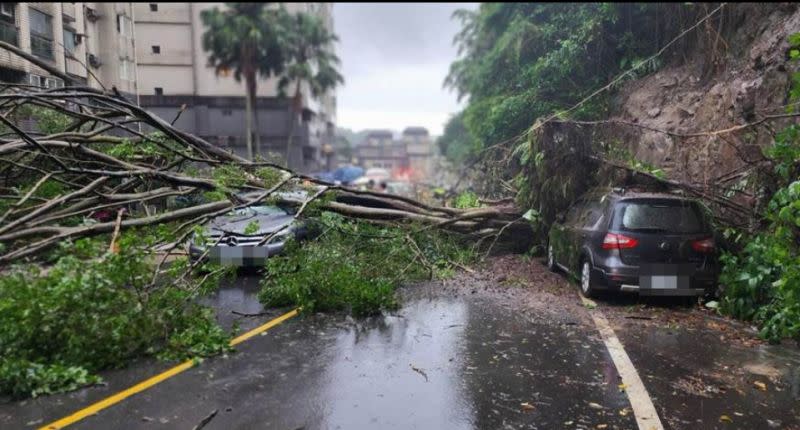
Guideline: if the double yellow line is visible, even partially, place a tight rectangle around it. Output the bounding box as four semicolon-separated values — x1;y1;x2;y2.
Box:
40;308;300;430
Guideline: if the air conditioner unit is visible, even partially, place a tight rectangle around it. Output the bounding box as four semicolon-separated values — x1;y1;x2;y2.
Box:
87;54;102;68
85;7;100;22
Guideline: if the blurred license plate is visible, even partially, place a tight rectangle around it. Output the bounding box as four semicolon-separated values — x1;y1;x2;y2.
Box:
209;247;268;266
643;275;678;289
639;263;693;291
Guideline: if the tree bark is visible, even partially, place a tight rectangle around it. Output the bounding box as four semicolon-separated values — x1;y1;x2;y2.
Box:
285;80;302;170
242;45;255;161
248;72;261;158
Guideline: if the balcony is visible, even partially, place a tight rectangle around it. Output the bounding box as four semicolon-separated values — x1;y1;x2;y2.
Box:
0;20;17;46
30;34;54;60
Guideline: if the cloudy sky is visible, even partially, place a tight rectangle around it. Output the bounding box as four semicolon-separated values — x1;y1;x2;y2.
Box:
333;3;478;136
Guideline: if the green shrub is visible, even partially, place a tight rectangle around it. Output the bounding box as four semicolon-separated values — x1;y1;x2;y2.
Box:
453;191;481;209
0;233;233;398
719;181;800;341
259;213;475;316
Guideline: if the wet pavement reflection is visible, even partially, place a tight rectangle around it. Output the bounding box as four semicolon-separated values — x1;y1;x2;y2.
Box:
0;278;634;430
615;322;800;430
3;269;799;430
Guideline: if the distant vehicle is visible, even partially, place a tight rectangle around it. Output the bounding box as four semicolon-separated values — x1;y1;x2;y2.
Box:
364;167;390;182
311;166;365;185
333;165;365;184
188;191;315;267
386;181;414;197
547;187;719;298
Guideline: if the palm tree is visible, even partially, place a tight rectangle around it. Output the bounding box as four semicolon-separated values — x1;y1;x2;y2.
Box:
278;11;344;169
201;3;286;160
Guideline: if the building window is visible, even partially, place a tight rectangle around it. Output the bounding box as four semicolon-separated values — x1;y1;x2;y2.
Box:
149;3;158;12
151;45;160;54
0;3;15;21
154;87;163;96
303;146;315;162
117;14;132;37
63;28;76;55
29;75;63;89
30;8;54;60
119;58;134;81
0;5;15;46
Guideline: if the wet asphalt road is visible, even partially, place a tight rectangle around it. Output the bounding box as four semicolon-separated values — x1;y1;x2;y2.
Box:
2;257;800;430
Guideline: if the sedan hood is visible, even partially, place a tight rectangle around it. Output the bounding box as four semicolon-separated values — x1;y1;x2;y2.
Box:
207;213;295;236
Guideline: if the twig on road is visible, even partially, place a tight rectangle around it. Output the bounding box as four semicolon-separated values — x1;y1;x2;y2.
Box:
410;364;429;382
192;409;218;430
231;310;270;317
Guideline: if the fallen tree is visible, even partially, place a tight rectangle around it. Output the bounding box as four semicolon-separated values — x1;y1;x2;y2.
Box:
0;83;531;266
0;54;536;398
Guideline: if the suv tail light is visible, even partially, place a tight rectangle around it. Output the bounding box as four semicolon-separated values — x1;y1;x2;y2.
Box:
602;233;639;250
691;237;715;253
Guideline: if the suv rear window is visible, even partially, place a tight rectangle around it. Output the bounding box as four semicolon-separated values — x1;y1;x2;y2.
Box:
612;199;705;234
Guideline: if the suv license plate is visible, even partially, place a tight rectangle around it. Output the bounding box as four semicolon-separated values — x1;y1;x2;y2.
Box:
643;275;678;289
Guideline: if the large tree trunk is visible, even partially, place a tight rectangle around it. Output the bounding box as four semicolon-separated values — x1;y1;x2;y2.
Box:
242;48;255;161
248;74;261;158
0;78;536;263
285;80;302;170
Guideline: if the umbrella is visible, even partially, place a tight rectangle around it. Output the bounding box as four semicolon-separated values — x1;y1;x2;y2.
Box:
333;166;364;184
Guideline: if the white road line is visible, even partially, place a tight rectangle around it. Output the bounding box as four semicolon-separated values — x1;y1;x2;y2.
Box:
582;297;665;430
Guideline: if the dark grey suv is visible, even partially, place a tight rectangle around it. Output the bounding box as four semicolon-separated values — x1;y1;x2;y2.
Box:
547;187;719;298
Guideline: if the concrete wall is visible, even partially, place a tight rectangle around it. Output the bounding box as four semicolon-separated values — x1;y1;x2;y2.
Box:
82;3;138;93
139;94;325;170
135;23;193;66
135;2;337;171
189;3;283;98
133;2;191;24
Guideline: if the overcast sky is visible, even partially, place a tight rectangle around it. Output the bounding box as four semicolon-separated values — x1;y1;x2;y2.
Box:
333;3;478;136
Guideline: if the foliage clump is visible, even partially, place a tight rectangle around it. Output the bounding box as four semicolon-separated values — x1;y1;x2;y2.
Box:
719;128;800;342
453;190;481;209
440;3;695;163
259;213;476;316
0;233;233;398
717;35;800;342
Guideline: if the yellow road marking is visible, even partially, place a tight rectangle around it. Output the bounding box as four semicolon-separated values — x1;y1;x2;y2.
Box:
230;308;299;346
40;308;300;430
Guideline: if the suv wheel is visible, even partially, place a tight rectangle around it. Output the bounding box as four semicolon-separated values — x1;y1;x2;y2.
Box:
580;260;597;298
547;244;558;272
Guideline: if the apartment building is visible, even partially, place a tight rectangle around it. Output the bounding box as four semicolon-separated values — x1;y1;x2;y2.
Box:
0;3;338;172
133;2;337;172
0;3;137;96
402;126;434;182
355;127;435;181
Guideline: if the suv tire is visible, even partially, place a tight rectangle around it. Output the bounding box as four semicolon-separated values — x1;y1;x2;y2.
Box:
580;260;597;298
